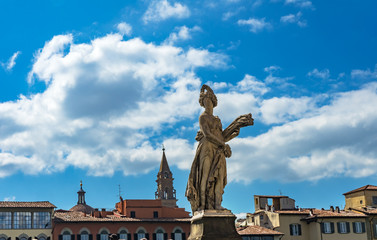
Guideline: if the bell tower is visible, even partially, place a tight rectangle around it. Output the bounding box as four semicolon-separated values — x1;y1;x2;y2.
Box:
155;147;177;207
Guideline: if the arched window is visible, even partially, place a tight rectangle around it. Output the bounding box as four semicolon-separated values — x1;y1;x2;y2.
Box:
174;228;182;240
39;237;46;240
119;230;128;240
156;229;164;240
100;230;109;240
0;237;7;240
81;231;89;240
137;229;145;240
20;237;28;240
62;231;71;240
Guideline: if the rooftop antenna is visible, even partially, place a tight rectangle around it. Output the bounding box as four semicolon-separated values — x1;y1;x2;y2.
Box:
118;184;122;199
278;189;283;195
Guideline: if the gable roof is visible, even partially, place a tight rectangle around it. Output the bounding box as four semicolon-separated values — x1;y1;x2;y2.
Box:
238;226;283;236
343;185;377;195
0;201;56;208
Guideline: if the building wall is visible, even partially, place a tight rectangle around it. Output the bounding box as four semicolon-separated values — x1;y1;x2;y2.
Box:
313;218;368;240
345;191;367;209
53;221;190;240
276;215;310;240
0;207;54;239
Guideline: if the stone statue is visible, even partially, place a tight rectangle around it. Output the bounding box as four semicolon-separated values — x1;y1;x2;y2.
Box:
186;84;253;213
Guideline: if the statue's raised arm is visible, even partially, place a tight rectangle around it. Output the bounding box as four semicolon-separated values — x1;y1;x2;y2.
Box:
186;84;254;213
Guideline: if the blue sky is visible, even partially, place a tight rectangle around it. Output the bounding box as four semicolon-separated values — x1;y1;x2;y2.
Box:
1;0;377;216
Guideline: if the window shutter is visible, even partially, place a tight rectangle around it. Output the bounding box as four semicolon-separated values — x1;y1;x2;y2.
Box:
72;235;75;240
171;233;174;240
59;236;62;240
182;233;186;240
330;222;335;233
127;234;131;240
346;222;350;233
337;222;341;233
352;222;356;233
77;235;81;240
320;223;324;233
362;222;366;233
28;238;32;240
145;233;149;240
134;234;137;240
298;224;302;235
164;233;167;240
97;235;101;240
89;235;93;240
289;224;293;235
7;238;11;240
153;233;156;240
47;238;51;240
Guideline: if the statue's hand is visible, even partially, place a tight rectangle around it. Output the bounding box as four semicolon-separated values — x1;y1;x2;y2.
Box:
224;144;232;158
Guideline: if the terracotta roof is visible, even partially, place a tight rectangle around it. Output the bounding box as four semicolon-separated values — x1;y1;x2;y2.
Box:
343;185;377;195
0;201;56;208
272;209;367;218
274;209;311;215
238;226;283;236
69;203;95;214
53;211;190;223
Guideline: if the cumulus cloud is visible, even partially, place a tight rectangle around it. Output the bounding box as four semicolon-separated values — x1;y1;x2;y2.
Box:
280;12;307;27
0;33;226;177
117;22;132;36
308;68;330;79
143;0;190;23
1;51;21;71
164;26;201;45
237;18;272;33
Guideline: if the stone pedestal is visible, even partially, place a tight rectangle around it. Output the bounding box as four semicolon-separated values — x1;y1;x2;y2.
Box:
188;210;242;240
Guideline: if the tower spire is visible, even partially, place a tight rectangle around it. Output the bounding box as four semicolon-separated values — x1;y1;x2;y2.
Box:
155;147;177;207
77;180;86;204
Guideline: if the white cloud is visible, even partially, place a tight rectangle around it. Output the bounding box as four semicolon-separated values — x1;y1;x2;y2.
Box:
0;33;227;177
237;18;272;33
260;96;316;124
1;51;21;71
308;68;330;79
285;0;313;9
164;26;201;45
236;74;269;95
117;22;132;36
264;65;281;74
280;12;307;27
351;65;377;79
143;0;190;23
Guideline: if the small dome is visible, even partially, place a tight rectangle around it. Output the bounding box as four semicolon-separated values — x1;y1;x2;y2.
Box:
69;203;94;214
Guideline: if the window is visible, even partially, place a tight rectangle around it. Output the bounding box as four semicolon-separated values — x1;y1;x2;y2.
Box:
62;231;71;240
81;231;89;240
0;212;12;229
153;211;158;218
322;222;334;234
353;222;365;233
130;211;136;218
14;212;31;229
0;237;7;240
156;229;164;240
373;196;377;205
337;222;349;233
100;230;109;240
39;237;46;240
137;229;145;240
259;215;263;220
119;230;128;240
289;224;301;236
33;212;51;228
174;229;182;240
20;237;28;240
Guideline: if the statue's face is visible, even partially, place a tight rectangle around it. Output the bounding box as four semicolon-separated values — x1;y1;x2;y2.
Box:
203;96;213;110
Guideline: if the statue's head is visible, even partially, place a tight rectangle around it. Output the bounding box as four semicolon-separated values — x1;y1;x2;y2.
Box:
199;84;218;108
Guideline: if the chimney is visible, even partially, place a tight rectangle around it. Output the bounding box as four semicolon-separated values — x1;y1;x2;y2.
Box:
330;206;334;212
335;206;340;213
